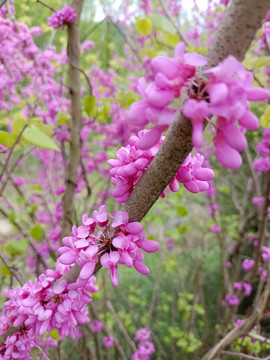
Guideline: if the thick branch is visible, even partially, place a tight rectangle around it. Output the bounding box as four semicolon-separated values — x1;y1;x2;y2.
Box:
124;0;270;222
61;0;84;237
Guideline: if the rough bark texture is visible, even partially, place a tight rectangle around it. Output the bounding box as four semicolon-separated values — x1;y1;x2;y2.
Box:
61;0;84;237
123;0;270;223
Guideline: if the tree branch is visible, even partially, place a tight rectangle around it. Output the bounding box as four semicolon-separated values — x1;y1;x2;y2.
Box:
61;0;85;237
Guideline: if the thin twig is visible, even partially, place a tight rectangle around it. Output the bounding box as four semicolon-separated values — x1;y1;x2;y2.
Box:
36;0;56;12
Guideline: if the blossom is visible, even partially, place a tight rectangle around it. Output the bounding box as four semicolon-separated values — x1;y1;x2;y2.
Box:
242;259;254;272
225;293;239;306
210;224;221;233
91;320;103;333
13;177;26;186
102;336;114;347
134;328;152;342
47;6;77;29
252;197;265;207
262;246;270;262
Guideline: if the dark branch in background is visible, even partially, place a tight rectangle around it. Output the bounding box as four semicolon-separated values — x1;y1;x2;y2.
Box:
61;0;85;238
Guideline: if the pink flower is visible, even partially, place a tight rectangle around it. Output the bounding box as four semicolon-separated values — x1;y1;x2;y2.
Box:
91;320;103;333
103;336;114;347
81;40;95;52
182;99;210;147
242;259;254;272
47;5;77;29
13;177;26;186
252;197;265;207
225;293;239;306
262;246;270;262
210;225;221;233
100;252;120;286
134;328;152;342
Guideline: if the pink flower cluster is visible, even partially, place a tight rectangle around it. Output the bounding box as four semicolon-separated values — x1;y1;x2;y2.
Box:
242;259;254;272
186;56;270;169
47;5;77;29
127;42;270;170
0;267;98;359
127;42;206;150
132;328;155;360
108;130;214;203
262;246;270;262
234;282;252;296
225;293;239;307
253;128;270;173
58;206;159;287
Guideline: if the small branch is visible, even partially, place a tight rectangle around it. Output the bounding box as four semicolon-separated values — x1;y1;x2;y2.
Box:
0;249;24;285
221;350;270;360
159;0;188;46
61;0;85;237
106;300;137;352
36;0;56;12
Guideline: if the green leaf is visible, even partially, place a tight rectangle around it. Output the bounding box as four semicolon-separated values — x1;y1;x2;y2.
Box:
30;224;43;241
58;113;69;125
177;205;188;217
149;14;176;35
254;56;270;69
260;105;270;128
50;329;60;341
22;125;60;152
0;131;18;147
84;95;96;117
1;265;11;275
12;117;27;134
136;17;153;36
8;238;29;254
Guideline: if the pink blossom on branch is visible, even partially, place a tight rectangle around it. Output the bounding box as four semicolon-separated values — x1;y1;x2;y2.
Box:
47;6;77;29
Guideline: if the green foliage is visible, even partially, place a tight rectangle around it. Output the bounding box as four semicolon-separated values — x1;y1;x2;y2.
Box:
135;17;153;36
149;14;176;35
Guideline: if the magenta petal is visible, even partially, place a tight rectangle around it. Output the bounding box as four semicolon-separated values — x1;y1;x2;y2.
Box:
110;251;120;264
140;240;159;253
124;163;138;176
192;123;204;147
39;319;50;335
112;236;124;249
100;253;109;268
110;266;118;287
127;100;149;126
134;158;149;170
134;260;150;275
59;250;78;265
238;111;259;130
53;280;67;294
193;168;215;181
196;180;209;191
116;192;131;204
222;124;247;151
216;143;242;169
246;87;270;101
22;297;36;307
151;56;179;80
209;83;228;105
184;180;200;193
176;167;192;182
184;52;207;66
126;222;143;234
80;262;95;280
121;251;133;267
137;127;163;150
107;159;122;167
112;184;131;198
75;239;89;248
